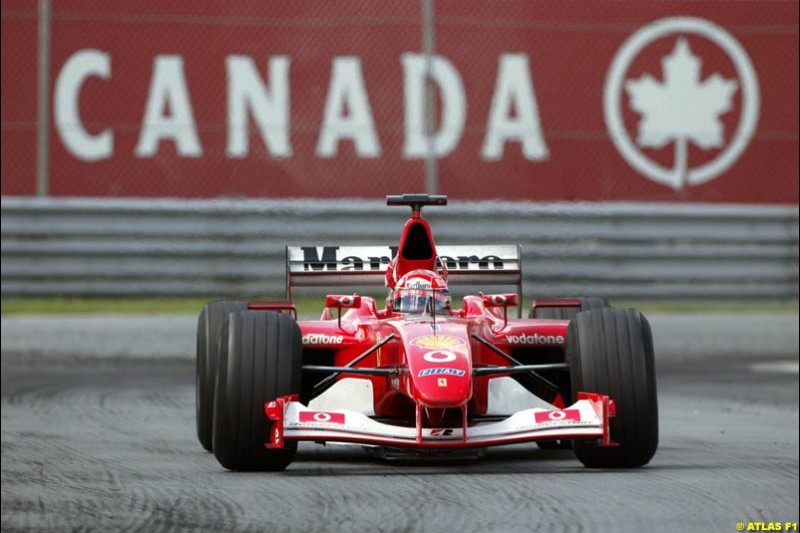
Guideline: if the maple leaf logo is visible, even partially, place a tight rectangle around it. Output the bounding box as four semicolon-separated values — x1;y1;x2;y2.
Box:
625;38;739;187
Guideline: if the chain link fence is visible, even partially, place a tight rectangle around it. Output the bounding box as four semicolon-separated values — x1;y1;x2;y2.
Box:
2;1;797;203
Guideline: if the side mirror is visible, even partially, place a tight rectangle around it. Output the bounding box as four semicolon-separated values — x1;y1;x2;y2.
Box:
481;293;518;329
481;293;519;308
325;294;362;330
325;294;362;309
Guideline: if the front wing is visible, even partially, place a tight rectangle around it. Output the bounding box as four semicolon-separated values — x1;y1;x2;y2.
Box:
265;392;615;449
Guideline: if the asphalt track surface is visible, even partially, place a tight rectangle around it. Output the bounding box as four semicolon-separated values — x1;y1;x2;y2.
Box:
2;313;798;532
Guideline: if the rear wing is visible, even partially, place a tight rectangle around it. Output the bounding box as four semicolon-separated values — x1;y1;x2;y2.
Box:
286;245;523;316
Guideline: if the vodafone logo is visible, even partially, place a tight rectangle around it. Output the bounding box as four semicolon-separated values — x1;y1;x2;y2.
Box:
299;411;345;424
422;350;458;363
302;333;344;345
605;17;759;190
534;409;581;424
505;333;564;345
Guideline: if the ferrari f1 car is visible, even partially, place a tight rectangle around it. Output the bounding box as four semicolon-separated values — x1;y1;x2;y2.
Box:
197;194;658;471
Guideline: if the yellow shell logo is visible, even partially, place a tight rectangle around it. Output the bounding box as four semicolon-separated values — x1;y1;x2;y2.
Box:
411;335;464;348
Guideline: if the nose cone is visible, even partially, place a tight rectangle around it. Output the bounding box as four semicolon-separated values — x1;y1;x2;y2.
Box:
404;326;472;408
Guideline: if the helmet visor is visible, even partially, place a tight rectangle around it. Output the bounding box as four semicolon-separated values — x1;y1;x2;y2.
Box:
392;288;450;314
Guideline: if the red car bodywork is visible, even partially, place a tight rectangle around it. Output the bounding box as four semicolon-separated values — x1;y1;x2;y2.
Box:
259;197;615;450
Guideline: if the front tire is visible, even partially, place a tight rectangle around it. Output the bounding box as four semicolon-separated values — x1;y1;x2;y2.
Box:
532;297;609;449
196;301;248;452
568;308;658;468
213;311;303;471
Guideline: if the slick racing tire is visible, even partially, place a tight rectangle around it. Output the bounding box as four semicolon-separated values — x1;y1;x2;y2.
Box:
529;296;609;320
213;311;303;471
568;308;658;468
532;297;608;449
196;301;248;452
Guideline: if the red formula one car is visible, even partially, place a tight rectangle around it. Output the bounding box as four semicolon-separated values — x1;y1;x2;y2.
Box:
196;194;658;471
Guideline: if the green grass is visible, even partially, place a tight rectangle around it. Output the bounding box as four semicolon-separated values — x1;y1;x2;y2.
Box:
1;296;797;316
612;300;798;315
0;296;351;317
1;297;215;316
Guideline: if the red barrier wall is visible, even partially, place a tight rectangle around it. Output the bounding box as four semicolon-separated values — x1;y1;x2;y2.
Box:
1;1;797;202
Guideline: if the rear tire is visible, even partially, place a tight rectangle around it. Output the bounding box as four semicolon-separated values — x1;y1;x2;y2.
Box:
196;301;248;452
568;308;658;468
529;297;609;320
213;311;303;471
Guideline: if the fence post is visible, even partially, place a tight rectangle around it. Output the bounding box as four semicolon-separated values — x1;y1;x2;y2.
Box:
36;0;52;197
422;0;437;195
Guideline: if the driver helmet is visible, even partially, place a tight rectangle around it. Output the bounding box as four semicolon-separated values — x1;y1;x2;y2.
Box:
390;270;451;314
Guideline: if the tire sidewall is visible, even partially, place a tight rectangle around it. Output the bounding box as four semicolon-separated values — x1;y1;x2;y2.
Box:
212;311;302;471
196;301;248;451
568;307;658;467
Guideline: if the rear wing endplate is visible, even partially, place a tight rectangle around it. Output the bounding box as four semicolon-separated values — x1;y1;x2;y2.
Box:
286;245;523;316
